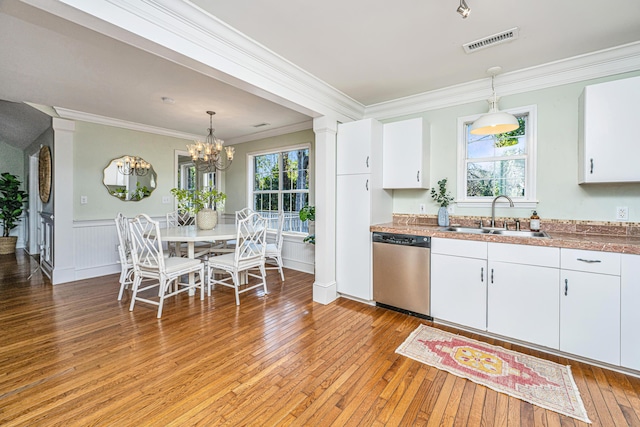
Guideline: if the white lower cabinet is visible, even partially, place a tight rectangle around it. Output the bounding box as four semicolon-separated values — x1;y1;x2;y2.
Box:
560;249;621;366
431;238;487;330
620;254;639;370
488;261;560;349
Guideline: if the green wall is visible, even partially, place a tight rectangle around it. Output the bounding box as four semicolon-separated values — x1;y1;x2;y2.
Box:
0;140;25;181
73;121;192;220
389;71;640;222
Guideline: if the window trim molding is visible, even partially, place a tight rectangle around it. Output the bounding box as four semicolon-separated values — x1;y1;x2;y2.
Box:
456;104;538;208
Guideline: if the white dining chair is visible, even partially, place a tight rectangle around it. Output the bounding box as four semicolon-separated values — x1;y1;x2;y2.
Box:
114;212;134;300
207;212;268;305
223;207;255;250
264;210;285;281
128;213;205;318
166;210;213;258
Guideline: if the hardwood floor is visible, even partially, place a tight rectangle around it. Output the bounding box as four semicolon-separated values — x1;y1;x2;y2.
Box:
1;251;639;426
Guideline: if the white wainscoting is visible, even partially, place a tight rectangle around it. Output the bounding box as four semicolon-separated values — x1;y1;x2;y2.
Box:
72;217;315;282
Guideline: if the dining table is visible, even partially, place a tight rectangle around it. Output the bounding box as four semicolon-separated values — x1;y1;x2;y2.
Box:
160;223;238;293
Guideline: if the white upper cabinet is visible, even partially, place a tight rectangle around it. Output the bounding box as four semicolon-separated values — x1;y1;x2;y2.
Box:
337;118;378;175
578;76;640;183
382;118;430;189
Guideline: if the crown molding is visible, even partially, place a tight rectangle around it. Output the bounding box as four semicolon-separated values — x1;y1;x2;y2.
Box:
27;0;364;122
54;107;202;140
365;41;640;120
225;120;313;145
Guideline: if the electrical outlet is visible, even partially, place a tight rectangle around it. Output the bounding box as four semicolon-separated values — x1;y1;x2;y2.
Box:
616;206;629;221
419;204;426;214
162;196;171;204
80;195;88;205
447;205;455;214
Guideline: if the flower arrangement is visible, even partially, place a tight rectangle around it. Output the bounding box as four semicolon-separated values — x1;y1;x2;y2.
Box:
430;178;454;207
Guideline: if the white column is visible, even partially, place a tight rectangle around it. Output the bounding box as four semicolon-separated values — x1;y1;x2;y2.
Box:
312;116;338;304
52;118;76;284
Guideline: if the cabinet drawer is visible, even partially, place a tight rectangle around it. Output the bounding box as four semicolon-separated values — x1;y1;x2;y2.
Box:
561;248;620;275
432;237;487;259
489;243;559;268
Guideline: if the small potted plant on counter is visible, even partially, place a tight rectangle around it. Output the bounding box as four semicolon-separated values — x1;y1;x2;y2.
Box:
430;178;454;227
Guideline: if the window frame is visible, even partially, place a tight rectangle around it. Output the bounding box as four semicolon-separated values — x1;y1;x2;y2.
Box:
247;143;311;234
456;104;538;208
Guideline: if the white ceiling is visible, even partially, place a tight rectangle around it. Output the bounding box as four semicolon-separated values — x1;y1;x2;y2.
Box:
1;0;639;149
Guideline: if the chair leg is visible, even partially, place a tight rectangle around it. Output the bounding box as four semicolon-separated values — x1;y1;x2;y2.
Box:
129;274;142;311
117;270;127;301
276;256;285;282
199;265;205;301
231;272;241;305
157;278;167;318
260;263;269;295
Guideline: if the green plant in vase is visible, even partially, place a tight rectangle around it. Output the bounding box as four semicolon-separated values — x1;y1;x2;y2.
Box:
430;178;454;227
299;205;315;244
0;172;28;254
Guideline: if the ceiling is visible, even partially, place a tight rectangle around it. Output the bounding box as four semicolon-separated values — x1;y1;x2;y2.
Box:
1;0;639;149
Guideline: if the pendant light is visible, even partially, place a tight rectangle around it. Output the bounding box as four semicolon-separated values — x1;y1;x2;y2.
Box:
470;67;519;135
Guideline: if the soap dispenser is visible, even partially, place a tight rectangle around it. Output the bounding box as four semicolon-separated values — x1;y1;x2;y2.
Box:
530;211;541;232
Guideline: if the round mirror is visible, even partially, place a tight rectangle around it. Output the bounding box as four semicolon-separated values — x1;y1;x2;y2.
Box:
103;155;157;201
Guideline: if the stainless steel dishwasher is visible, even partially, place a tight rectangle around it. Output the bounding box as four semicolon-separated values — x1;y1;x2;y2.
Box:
372;232;431;319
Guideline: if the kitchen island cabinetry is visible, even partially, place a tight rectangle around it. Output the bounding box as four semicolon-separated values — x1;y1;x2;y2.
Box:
431;238;487;330
487;243;560;350
336;119;392;300
578;75;640;183
560;249;621;365
382;118;430;189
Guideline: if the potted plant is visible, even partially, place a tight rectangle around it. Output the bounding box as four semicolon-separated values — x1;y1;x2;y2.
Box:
299;205;315;244
193;188;226;230
430;178;454;227
0;173;28;255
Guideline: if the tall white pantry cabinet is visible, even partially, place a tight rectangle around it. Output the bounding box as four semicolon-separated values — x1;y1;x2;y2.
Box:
336;119;392;300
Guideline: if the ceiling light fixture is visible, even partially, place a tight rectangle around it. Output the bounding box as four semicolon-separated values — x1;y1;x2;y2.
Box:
470;67;519;135
457;0;470;18
187;111;234;172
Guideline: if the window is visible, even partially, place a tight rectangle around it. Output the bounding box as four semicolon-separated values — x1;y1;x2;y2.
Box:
457;105;537;207
250;145;310;233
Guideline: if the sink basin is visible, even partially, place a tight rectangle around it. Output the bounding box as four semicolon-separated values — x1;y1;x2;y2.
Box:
441;226;491;234
490;229;551;238
441;226;551;238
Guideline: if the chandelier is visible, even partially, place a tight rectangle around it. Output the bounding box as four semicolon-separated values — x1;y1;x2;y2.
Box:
117;155;150;176
187;111;235;172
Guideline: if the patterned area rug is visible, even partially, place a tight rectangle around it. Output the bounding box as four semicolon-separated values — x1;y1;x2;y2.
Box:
396;325;590;423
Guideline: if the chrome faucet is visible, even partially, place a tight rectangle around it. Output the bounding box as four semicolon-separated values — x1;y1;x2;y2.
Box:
491;195;514;228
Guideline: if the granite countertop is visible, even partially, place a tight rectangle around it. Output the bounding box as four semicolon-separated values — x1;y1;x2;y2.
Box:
370;222;640;255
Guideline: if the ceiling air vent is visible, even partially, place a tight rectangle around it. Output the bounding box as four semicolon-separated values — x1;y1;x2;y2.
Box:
253;122;271;128
463;27;519;53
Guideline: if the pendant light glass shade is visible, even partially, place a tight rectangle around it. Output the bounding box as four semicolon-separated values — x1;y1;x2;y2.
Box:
470;70;519;135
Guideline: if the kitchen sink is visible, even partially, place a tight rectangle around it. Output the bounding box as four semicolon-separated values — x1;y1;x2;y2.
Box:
490;229;551;238
441;226;550;238
441;226;491;234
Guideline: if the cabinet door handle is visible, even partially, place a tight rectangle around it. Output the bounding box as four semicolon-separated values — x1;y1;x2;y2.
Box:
491;268;494;284
365;179;369;191
481;267;484;282
565;278;568;296
590;158;594;174
577;258;601;264
366;156;369;168
416;171;420;182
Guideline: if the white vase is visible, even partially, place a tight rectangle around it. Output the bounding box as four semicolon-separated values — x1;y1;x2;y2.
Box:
196;208;218;230
437;206;449;227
